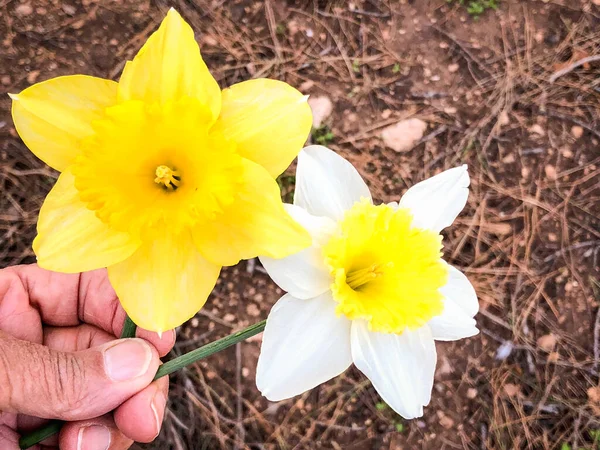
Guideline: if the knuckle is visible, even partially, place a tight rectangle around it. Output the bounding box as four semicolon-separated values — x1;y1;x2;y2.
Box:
39;349;87;419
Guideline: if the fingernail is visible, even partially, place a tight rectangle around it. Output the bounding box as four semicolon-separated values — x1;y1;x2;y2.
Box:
104;338;153;381
77;425;111;450
151;389;167;438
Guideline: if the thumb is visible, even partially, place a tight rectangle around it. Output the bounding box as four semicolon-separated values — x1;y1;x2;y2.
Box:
0;331;160;421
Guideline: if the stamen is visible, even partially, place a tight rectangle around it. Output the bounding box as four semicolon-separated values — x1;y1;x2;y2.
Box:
154;165;181;190
346;262;391;290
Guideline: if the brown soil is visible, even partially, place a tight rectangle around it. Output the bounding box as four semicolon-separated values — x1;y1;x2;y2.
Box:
1;1;600;449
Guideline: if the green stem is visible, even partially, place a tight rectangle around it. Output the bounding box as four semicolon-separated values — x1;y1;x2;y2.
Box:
121;315;138;339
19;319;266;449
153;320;266;380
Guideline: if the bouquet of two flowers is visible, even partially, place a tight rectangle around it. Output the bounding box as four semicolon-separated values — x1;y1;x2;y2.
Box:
11;9;478;448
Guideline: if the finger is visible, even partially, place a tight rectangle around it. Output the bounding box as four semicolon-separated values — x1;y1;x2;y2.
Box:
45;323;175;359
0;332;160;421
59;414;132;450
0;425;21;450
114;376;169;443
136;329;175;358
2;265;176;356
43;325;114;352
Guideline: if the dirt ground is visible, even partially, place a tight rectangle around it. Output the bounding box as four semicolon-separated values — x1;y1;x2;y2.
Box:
1;0;600;449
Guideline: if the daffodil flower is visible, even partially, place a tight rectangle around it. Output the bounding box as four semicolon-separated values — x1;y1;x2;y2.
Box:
10;9;312;333
256;145;479;419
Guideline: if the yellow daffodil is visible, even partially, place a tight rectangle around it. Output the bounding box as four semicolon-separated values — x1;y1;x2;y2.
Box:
257;145;479;419
10;9;312;332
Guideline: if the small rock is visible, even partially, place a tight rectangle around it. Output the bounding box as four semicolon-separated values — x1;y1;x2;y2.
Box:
544;164;557;181
529;124;545;136
223;313;236;322
495;341;514;360
439;415;454;429
381;118;427;152
26;70;39;84
502;153;515;164
308;95;333;128
560;146;573;158
466;388;478;399
499;111;510;126
534;31;544;44
71;19;86;29
571;125;584;139
15;3;33;16
448;63;460;73
299;80;314;92
588;386;600;404
537;333;557;351
503;383;520;397
202;34;218;46
246;303;260;317
437;356;453;375
246;332;263;343
381;109;392;119
1;75;11;85
62;4;76;15
444;106;457;115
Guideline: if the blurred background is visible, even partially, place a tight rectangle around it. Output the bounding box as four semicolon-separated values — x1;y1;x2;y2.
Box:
1;0;600;449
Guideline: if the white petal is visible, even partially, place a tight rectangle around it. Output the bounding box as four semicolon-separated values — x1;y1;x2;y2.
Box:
429;263;479;341
294;145;372;221
256;291;353;401
259;204;336;299
399;165;469;232
351;322;436;419
442;263;479;316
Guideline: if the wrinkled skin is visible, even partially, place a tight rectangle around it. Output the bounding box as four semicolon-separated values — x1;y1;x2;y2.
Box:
0;265;175;450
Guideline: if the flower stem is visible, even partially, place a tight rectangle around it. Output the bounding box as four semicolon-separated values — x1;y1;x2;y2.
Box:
153;320;266;380
18;319;266;449
121;315;137;339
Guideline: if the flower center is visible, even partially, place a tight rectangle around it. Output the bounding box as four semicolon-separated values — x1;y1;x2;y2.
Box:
323;200;448;334
72;97;243;239
345;262;393;290
154;165;181;190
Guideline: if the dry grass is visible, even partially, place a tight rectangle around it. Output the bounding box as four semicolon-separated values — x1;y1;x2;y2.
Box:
1;0;599;449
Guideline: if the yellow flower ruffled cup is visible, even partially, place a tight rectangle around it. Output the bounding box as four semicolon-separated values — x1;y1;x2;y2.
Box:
10;9;313;333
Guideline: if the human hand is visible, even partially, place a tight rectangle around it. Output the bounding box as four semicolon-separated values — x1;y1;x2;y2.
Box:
0;264;175;449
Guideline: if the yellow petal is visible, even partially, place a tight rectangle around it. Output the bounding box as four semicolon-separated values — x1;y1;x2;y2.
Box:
11;75;117;171
193;158;312;266
108;231;221;332
34;169;140;273
212;79;312;177
118;8;221;121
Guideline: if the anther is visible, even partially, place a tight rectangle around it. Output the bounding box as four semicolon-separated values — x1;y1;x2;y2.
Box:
154;165;181;190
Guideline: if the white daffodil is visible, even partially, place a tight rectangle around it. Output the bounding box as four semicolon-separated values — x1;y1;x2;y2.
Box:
256;145;479;419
